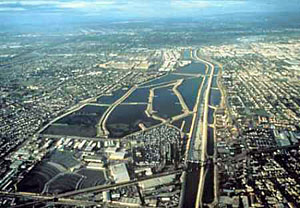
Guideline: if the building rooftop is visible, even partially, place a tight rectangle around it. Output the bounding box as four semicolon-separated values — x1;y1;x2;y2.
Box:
110;163;130;183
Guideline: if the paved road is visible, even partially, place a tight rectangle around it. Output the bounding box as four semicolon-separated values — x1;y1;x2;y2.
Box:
5;169;183;208
57;168;183;198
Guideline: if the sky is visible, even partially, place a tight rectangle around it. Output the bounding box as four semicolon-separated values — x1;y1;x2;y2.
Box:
0;0;300;26
0;0;299;16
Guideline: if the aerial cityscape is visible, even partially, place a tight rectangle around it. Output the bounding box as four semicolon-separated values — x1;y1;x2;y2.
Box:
0;0;300;207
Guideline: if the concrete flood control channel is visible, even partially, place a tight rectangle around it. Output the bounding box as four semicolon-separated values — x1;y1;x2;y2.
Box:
202;161;215;205
182;163;201;208
199;61;221;208
207;107;215;125
180;57;215;208
206;127;214;157
209;89;221;106
38;59;211;205
187;54;218;208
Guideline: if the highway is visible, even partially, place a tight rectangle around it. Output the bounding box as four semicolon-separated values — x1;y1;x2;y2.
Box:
40;134;111;141
3;169;183;207
58;168;182;198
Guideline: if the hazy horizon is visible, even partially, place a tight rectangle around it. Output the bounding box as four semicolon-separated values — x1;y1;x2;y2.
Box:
1;0;300;25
